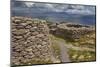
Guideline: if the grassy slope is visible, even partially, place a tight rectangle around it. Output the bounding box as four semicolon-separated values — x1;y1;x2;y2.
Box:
49;31;96;62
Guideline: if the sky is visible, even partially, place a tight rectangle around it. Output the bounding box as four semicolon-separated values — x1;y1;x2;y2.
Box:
11;0;96;15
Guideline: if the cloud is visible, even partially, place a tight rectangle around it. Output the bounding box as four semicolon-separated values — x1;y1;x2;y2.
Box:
24;2;35;7
64;5;95;15
12;1;95;15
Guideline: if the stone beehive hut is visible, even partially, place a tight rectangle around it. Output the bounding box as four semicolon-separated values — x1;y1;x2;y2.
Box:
11;17;52;65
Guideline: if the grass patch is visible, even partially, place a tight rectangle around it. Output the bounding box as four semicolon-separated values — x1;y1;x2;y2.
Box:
77;32;95;49
51;42;61;60
68;49;96;62
49;34;61;60
65;32;96;49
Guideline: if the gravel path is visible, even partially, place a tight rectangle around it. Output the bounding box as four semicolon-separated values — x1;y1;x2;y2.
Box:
56;41;71;62
53;38;71;63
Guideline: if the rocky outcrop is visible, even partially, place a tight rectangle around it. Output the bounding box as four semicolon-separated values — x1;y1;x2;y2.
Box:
11;17;52;65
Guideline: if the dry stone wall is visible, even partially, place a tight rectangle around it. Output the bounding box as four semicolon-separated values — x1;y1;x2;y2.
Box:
50;23;95;39
11;17;52;65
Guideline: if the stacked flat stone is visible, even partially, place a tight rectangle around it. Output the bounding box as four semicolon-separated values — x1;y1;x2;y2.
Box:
11;16;52;65
50;23;95;39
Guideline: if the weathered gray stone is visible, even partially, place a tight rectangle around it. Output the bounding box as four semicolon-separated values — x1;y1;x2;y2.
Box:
30;27;37;32
25;25;32;29
36;34;44;37
31;31;39;36
14;19;22;24
13;36;23;39
12;29;29;35
20;23;28;26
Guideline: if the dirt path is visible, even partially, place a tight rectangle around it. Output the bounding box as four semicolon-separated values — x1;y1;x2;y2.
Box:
51;35;71;62
54;40;71;62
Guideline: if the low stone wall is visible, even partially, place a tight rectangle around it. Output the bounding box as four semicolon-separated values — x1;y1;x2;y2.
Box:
50;23;95;39
11;17;52;65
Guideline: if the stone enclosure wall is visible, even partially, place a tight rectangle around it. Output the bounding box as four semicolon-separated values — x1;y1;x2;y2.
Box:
49;23;95;39
11;17;52;65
